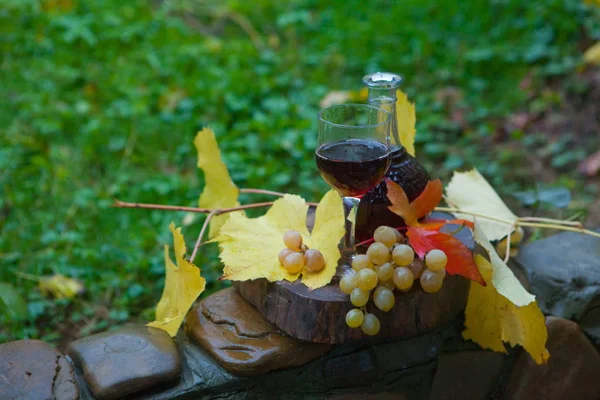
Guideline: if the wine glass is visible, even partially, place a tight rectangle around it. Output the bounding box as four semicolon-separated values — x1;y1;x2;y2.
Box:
316;103;392;260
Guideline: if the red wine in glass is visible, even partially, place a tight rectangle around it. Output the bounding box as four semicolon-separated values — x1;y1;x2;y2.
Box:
316;139;391;197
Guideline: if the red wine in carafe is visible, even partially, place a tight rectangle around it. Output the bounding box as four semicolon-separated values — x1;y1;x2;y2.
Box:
355;73;430;245
316;139;391;197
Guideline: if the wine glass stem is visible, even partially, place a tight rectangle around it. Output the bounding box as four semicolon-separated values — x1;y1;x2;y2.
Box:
341;196;360;262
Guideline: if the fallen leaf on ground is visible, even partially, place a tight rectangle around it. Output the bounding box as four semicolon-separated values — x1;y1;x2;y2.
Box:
148;223;206;336
445;169;518;241
583;42;600;65
39;274;84;299
579;149;600;177
320;90;351;108
194;127;240;238
217;190;345;289
396;89;416;156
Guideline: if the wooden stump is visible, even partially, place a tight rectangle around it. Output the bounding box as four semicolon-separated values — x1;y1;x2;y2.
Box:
234;274;469;344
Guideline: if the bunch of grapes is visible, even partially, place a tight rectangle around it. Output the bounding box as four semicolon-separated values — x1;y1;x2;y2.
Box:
339;225;448;336
278;230;325;273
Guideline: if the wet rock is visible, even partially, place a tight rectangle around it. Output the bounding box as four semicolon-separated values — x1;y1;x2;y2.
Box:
429;351;506;400
516;229;600;320
68;324;181;400
0;339;78;400
506;317;600;400
186;287;332;376
580;301;600;349
507;260;530;291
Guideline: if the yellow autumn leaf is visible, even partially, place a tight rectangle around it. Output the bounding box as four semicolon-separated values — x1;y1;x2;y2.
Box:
463;222;549;364
194;127;240;238
39;274;84;299
473;225;534;307
396;89;416;157
217;190;345;289
148;223;206;336
445;168;518;241
583;42;600;65
463;254;550;364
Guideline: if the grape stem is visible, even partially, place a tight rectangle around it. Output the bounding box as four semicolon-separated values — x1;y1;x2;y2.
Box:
434;207;600;238
355;226;409;248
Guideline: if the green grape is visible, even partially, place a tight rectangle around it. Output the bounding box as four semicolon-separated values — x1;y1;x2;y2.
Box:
373;226;397;248
420;268;445;293
350;287;369;307
352;254;373;271
392;244;414;267
339;271;358;294
283;230;303;251
304;249;325;272
361;313;380;336
393;266;414;290
357;268;378;291
375;262;394;282
395;229;404;243
407;260;424;279
345;308;364;328
425;249;447;272
283;252;304;273
278;248;295;265
373;286;395;312
378;279;396;291
367;242;391;265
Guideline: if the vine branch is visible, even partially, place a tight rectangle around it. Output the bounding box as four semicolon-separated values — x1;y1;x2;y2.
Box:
190;209;217;262
434;206;600;238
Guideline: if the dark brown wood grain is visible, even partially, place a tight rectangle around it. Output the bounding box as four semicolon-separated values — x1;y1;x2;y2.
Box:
234;274;470;344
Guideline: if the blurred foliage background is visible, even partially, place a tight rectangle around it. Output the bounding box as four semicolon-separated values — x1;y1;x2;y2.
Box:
1;0;600;347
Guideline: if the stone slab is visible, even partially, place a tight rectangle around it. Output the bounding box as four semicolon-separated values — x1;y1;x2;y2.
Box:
506;316;600;400
429;350;506;400
0;339;79;400
186;287;332;376
68;324;181;400
516;229;600;320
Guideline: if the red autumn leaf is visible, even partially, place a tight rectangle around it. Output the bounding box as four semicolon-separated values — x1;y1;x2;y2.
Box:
385;179;417;226
406;227;486;286
411;179;443;219
422;218;475;230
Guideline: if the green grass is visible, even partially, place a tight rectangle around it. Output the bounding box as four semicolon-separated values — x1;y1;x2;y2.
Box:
1;0;599;344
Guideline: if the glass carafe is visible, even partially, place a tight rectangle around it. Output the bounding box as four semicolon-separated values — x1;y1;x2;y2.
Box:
355;72;431;246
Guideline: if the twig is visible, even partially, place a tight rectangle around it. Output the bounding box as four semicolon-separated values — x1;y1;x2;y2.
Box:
240;188;287;197
190;210;217;262
435;207;513;225
435;206;600;238
112;200;275;214
518;217;583;227
240;188;319;206
516;221;600;238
